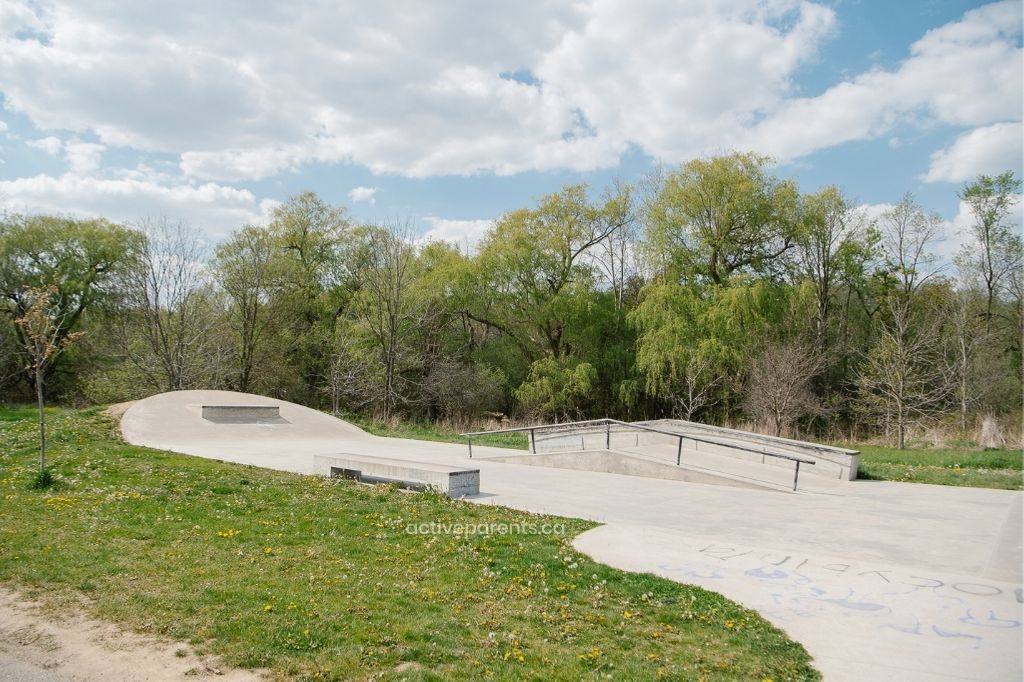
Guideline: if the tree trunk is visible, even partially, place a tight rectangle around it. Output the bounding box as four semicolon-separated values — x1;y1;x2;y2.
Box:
959;336;968;433
35;365;46;473
896;409;906;450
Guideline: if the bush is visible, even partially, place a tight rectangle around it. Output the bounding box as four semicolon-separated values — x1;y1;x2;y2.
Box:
28;467;56;490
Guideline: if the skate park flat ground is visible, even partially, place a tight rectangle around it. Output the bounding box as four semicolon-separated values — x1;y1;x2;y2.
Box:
122;391;1023;681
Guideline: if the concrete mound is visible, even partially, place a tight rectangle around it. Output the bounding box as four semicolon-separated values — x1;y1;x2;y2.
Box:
121;390;369;471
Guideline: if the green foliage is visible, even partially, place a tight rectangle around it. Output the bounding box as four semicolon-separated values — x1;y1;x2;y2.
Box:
27;467;56;490
646;152;799;284
1;163;1021;441
514;357;598;420
0;407;819;680
630;280;795;418
0;214;143;396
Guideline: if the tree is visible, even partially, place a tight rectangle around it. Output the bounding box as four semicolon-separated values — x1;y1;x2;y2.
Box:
268;192;350;402
514;357;597;421
630;283;728;419
857;195;950;448
646;152;800;285
0;215;141;393
944;282;1006;431
15;285;84;478
857;302;953;449
672;354;722;421
631;280;794;421
877;194;943;301
796;186;862;351
212;225;280;393
118;218;221;391
472;183;632;359
744;342;824;437
342;224;419;421
957;171;1022;326
592;180;641;309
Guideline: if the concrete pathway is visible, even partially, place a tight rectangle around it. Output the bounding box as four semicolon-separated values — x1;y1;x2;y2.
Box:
121;391;1023;681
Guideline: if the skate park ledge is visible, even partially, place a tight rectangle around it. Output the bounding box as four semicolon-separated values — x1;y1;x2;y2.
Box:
313;454;480;497
201;404;282;422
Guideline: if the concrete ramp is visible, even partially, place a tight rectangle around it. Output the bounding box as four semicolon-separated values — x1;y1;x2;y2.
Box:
530;419;858;482
478;449;779;491
640;419;860;480
121;390;369;469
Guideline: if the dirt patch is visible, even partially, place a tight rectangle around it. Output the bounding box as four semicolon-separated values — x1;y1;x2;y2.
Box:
0;586;263;681
101;401;136;419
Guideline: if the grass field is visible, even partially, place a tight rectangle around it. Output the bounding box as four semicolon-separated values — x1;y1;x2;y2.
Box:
0;407;818;681
850;444;1023;490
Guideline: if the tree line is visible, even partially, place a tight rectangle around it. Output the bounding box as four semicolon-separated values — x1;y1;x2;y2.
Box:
1;153;1020;447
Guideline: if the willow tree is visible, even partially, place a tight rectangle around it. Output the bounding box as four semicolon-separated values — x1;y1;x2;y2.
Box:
645;152;800;285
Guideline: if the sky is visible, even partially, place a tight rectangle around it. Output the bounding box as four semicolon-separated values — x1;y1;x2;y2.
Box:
0;0;1021;255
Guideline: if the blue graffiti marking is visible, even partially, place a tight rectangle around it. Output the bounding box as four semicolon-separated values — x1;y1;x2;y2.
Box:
880;620;922;635
932;625;983;649
746;567;788;580
961;609;1021;629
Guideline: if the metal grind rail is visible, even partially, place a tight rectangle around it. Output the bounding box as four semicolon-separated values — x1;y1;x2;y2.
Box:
460;418;815;491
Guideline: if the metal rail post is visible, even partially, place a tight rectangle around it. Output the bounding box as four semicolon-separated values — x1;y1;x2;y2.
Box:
793;461;800;491
467;436;473;459
529;429;536;453
676;436;683;466
605;421;610;449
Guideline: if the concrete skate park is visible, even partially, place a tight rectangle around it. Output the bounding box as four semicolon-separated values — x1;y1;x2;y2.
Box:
122;390;1023;682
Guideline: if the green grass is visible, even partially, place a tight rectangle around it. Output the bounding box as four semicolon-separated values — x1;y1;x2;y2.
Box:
344;414;529;451
0;407;817;681
846;443;1023;490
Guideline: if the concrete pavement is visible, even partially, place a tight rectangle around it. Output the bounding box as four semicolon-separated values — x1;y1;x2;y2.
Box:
121;390;1024;681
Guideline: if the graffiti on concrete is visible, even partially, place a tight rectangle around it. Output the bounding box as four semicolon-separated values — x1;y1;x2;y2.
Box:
654;541;1021;653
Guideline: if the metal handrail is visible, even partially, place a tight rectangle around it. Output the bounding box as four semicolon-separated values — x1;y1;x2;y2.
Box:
460;417;814;491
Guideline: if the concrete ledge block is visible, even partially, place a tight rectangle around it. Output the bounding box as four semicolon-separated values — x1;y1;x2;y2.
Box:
202;405;281;423
314;454;479;497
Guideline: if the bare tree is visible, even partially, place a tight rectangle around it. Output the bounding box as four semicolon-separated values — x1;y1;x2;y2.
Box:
956;172;1022;326
673;354;721;421
858;194;953;448
745;342;825;437
857;304;954;449
945;279;1006;432
15;285;84;477
593;180;640;309
878;194;944;300
349;223;418;420
119;218;218;391
322;331;377;415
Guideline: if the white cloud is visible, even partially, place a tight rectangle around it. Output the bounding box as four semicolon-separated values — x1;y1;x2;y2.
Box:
0;172;274;237
0;0;839;180
347;186;378;204
25;136;106;173
27;135;62;154
0;0;1017;191
736;1;1022;161
420;217;493;251
922;122;1023;183
64;140;105;173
